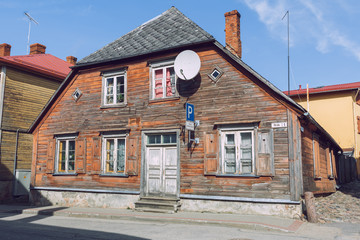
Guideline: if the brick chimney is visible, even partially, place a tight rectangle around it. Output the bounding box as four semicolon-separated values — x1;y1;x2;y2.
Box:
225;10;242;58
0;43;11;57
66;56;77;65
30;43;46;55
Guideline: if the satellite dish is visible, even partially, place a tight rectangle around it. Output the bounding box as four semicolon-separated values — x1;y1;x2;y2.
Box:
174;50;201;80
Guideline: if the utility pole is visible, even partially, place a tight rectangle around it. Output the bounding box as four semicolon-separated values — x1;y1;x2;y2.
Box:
282;11;290;95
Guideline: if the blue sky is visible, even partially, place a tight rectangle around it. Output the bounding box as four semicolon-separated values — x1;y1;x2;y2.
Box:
1;0;360;91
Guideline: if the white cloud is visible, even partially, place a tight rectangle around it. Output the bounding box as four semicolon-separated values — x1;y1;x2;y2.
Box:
242;0;360;61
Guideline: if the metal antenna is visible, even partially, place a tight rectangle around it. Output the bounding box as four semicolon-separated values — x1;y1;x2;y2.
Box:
282;10;290;95
24;12;39;54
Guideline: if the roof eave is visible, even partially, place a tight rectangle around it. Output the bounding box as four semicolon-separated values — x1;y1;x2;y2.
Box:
213;41;341;150
0;58;67;80
213;41;307;114
302;112;342;151
73;39;215;69
288;87;360;97
28;69;77;133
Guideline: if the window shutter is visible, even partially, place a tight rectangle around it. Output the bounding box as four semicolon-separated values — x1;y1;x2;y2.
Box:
204;133;218;175
256;129;274;176
75;138;86;173
357;116;360;134
46;139;56;173
91;137;101;174
313;134;321;178
126;137;138;175
331;149;337;179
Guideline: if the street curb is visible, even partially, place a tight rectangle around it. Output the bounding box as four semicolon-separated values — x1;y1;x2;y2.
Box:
0;207;304;233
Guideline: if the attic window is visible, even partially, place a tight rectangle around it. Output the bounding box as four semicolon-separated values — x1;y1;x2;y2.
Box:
208;66;223;83
72;88;82;102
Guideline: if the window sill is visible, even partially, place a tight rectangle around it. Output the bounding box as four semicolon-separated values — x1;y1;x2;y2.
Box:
216;174;260;178
149;97;180;104
99;173;129;177
52;173;78;176
100;103;127;109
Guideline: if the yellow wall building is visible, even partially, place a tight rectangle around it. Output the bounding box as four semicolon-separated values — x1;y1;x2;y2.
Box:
288;83;360;179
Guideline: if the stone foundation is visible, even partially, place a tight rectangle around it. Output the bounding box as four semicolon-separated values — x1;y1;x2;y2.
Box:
30;189;139;209
180;199;302;219
30;189;302;218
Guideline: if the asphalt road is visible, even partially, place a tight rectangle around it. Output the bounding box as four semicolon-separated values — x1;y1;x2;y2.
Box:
0;212;357;240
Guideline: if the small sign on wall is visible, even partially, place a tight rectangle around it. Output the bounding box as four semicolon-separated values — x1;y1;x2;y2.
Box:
271;122;287;128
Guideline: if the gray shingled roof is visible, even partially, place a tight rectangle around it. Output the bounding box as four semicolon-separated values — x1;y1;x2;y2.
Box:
77;7;215;65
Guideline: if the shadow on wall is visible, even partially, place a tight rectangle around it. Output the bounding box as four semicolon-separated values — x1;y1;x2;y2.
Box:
0;164;30;204
337;155;357;184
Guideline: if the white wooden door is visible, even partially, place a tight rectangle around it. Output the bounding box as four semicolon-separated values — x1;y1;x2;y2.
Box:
146;144;178;197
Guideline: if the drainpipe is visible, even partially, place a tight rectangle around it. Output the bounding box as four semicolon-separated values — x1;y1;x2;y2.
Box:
0;66;6;150
353;88;360;159
12;129;20;197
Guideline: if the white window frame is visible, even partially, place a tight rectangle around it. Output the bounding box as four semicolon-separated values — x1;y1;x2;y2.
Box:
150;60;177;100
55;137;76;174
220;128;255;175
102;69;127;107
101;134;127;175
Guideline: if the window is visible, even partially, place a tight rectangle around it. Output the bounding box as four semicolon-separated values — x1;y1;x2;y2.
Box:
151;62;177;99
220;130;254;175
208;66;223;83
102;136;126;174
147;133;177;145
55;137;75;173
102;69;127;106
72;88;82;102
312;133;321;178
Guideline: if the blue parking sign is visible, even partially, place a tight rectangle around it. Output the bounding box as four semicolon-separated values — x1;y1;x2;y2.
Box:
186;103;194;122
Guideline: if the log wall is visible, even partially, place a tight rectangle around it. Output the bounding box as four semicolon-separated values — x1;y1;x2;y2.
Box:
33;45;296;200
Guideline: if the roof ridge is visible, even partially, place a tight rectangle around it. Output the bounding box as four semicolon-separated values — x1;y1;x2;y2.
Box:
77;6;214;65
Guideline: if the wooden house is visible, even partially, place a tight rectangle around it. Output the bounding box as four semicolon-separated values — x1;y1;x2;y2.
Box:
29;8;341;218
0;43;74;202
287;83;360;182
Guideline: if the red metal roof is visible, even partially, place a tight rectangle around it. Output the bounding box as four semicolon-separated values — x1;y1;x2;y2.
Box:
286;82;360;96
0;54;72;80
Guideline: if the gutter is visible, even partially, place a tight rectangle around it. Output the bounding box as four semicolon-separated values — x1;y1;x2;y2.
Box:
214;41;341;151
214;41;307;114
0;58;67;81
0;66;6;152
353;88;360;156
303;112;342;151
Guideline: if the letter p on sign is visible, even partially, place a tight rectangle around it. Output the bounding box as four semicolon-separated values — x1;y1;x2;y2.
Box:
186;103;194;122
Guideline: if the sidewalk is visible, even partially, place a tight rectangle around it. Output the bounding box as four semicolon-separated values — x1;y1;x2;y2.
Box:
0;203;305;233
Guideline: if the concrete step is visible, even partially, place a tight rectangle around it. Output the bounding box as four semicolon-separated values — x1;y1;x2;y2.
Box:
134;207;176;214
134;197;181;213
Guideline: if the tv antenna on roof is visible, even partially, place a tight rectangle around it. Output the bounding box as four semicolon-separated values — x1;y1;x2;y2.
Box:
24;12;39;54
282;10;290;96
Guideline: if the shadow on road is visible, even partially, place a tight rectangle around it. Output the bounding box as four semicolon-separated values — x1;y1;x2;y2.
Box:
0;212;149;240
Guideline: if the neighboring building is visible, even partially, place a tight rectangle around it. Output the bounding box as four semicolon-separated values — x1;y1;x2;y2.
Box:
287;83;360;180
29;7;341;218
0;43;74;202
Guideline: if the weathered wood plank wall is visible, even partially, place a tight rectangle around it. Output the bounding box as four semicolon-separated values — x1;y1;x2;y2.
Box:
0;68;60;181
33;45;294;199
